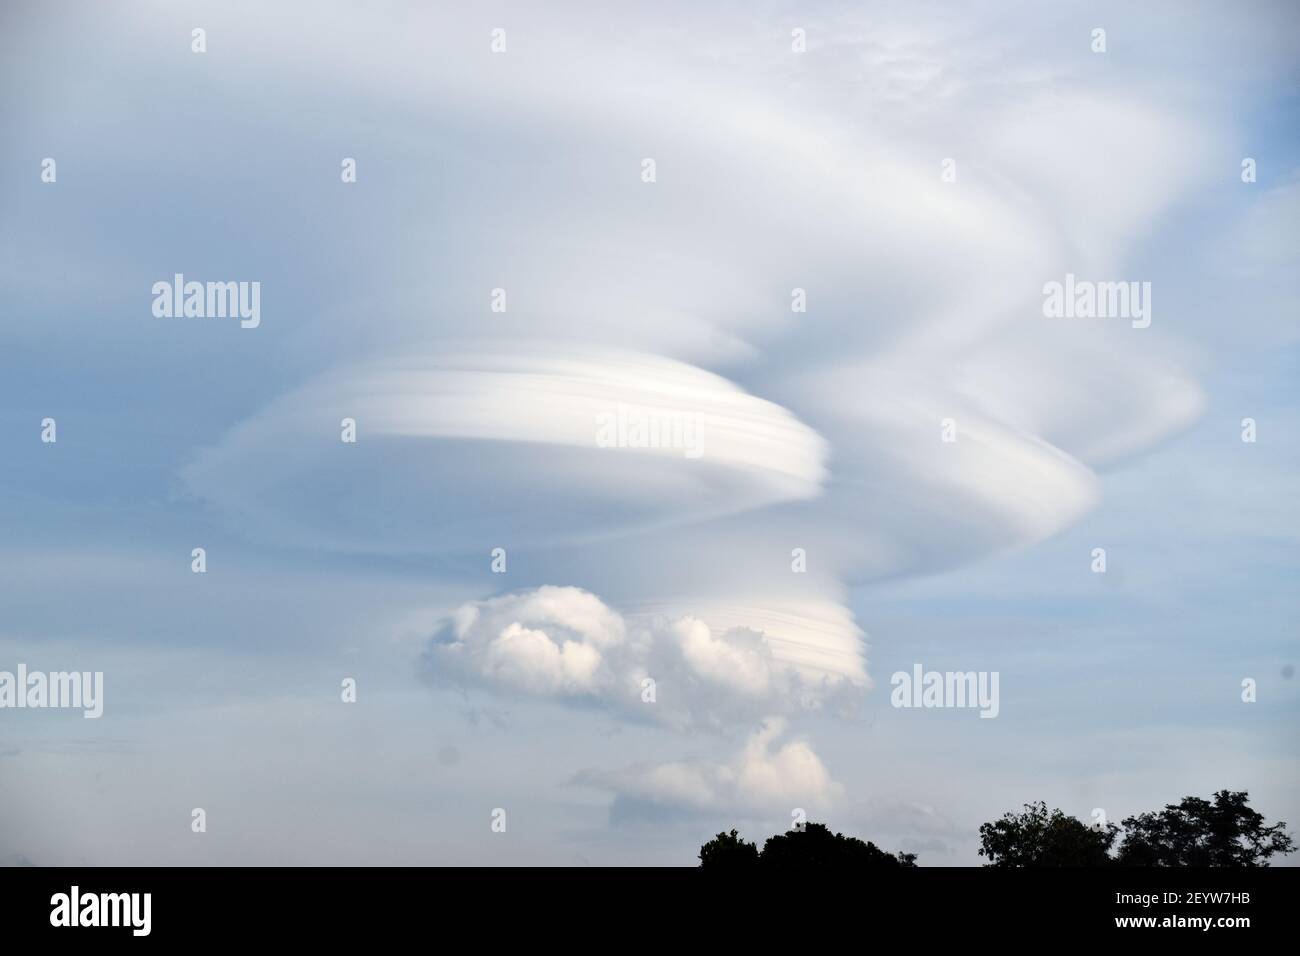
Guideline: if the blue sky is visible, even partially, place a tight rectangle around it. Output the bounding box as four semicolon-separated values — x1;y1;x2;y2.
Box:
1;0;1297;865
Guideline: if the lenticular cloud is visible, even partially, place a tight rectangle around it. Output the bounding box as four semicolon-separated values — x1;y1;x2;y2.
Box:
167;0;1228;824
182;345;829;553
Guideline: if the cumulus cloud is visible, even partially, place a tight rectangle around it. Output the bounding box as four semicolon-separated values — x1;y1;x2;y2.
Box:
625;599;869;693
574;717;846;818
424;586;866;731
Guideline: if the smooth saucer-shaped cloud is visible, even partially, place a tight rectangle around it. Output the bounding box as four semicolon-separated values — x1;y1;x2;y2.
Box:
182;344;828;553
778;357;1102;581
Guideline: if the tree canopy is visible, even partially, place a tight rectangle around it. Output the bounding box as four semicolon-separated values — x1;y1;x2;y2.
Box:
1115;790;1296;866
978;791;1293;867
697;829;759;868
699;822;917;868
700;792;1294;867
978;801;1118;866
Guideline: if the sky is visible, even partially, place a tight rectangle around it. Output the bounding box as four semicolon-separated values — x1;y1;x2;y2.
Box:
0;0;1297;866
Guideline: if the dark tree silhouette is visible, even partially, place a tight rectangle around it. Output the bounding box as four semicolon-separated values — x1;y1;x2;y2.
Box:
1115;790;1296;867
761;823;917;868
703;793;1295;868
978;801;1118;867
699;822;916;868
978;792;1294;867
698;829;758;867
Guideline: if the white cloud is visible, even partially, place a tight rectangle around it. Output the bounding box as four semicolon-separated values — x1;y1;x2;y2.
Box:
165;1;1233;592
182;346;829;553
575;717;846;816
954;331;1207;469
3;0;1298;861
672;618;772;698
426;586;867;731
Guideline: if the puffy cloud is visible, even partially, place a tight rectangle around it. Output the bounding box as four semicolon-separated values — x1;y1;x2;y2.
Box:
425;586;866;731
437;586;625;698
574;718;846;817
672;618;772;698
481;623;602;695
625;599;869;694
